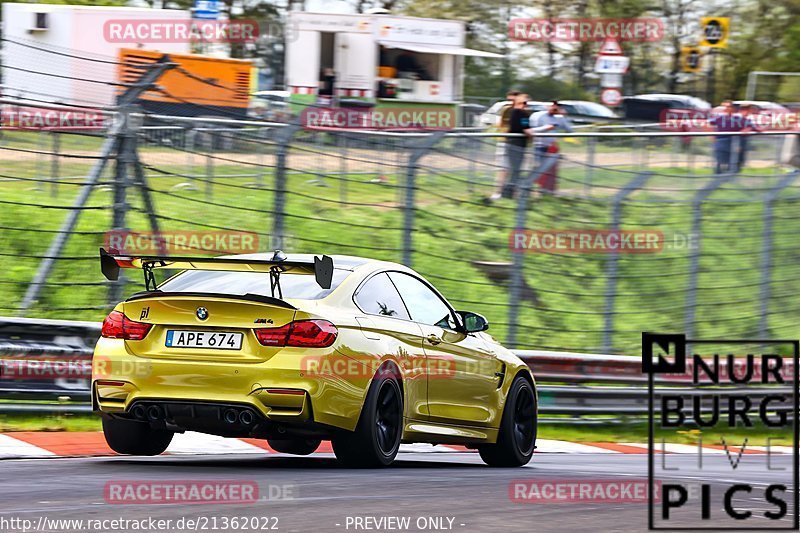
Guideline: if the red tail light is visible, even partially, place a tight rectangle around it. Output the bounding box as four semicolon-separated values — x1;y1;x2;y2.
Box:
288;320;338;347
254;323;292;346
255;320;337;348
101;310;153;341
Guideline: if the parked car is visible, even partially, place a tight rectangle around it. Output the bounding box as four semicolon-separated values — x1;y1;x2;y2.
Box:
732;100;793;129
554;100;618;123
478;100;511;129
480;100;616;128
622;94;711;122
732;100;791;114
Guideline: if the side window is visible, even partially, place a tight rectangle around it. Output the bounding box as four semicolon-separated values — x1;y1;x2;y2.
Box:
354;273;410;320
387;272;456;330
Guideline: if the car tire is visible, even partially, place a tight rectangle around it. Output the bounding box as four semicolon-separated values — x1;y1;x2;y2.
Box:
267;438;321;455
102;416;173;456
332;372;403;468
478;375;537;467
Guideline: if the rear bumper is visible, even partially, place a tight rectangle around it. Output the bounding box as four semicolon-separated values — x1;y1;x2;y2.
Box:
92;338;372;433
103;398;335;439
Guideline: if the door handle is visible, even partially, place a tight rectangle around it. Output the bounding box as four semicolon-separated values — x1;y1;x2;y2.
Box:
426;334;442;345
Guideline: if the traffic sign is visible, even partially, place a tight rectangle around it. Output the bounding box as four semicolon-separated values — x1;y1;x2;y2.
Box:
594;55;630;74
600;88;622;107
599;38;623;55
700;17;729;48
681;47;703;72
600;73;623;87
194;0;220;20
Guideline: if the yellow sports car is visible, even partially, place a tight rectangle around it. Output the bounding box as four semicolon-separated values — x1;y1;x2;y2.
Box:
93;249;537;467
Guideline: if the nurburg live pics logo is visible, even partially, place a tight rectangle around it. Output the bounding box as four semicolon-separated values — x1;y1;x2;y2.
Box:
643;332;799;530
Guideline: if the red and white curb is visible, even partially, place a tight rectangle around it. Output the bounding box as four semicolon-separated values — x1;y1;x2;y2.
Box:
0;432;792;459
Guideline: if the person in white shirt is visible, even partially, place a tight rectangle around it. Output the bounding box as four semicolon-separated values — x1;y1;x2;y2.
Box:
526;101;573;193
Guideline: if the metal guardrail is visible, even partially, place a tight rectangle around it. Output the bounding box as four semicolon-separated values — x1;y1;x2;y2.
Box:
0;318;791;422
0;317;96;412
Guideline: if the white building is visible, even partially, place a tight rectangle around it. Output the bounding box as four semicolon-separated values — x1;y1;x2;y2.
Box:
2;4;191;107
286;12;501;106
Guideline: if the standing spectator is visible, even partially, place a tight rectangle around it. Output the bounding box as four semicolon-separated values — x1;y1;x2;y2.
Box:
318;67;336;106
528;101;573;193
488;90;520;202
709;101;740;174
501;93;533;199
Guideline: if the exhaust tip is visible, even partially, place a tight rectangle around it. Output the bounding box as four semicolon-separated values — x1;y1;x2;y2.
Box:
239;410;255;426
223;409;239;424
146;405;163;421
131;405;147;420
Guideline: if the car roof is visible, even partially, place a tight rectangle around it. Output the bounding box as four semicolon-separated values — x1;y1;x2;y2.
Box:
628;94;693;101
732;100;788;108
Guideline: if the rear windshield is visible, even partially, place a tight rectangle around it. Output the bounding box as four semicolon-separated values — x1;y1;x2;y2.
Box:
158;269;352;300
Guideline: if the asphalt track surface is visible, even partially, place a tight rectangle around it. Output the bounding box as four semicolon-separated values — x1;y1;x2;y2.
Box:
0;451;795;533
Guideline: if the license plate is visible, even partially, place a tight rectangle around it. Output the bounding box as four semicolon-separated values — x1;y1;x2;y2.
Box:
165;330;243;350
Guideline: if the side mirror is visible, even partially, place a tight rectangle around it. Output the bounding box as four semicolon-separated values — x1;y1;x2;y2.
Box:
457;311;489;333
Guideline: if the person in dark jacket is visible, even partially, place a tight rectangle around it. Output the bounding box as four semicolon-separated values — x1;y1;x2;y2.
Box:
488;89;520;202
502;93;532;199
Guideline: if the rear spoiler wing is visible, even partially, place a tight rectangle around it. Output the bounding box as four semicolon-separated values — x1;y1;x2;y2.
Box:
100;248;334;298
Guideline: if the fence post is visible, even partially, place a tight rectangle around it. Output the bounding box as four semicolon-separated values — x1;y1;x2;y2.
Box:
108;107;137;304
601;172;652;353
50;132;60;197
758;171;799;339
684;173;737;338
339;132;348;204
402;131;446;267
272;124;300;249
34;131;45;192
131;126;167;257
205;131;214;201
774;134;783;173
256;128;266;188
586;135;596;194
186;128;196;178
507;153;559;349
467;134;476;195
